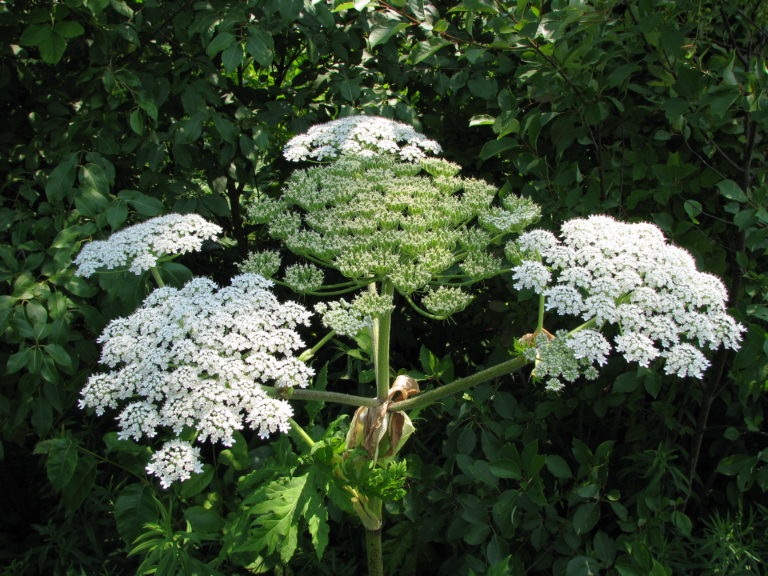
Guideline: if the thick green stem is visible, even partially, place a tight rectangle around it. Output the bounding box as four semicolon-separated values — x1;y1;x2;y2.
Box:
536;292;545;333
261;385;379;408
365;529;384;576
388;355;531;412
298;330;337;363
288;417;315;449
371;280;394;401
150;267;165;288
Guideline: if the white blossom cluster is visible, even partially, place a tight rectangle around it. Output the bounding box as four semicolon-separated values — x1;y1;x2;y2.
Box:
79;273;313;488
510;215;745;384
73;213;222;276
246;156;539;321
283;115;443;162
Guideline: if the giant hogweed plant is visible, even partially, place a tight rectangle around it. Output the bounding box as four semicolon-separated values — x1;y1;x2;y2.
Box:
73;116;744;575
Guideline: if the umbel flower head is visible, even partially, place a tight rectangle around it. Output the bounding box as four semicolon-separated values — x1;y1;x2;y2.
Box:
79;273;313;488
283;115;443;162
510;215;745;387
73;213;222;277
247;155;540;321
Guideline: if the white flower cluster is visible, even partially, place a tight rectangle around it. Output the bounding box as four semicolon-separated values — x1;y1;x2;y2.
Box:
73;213;222;277
79;273;313;488
510;215;745;384
283;115;443;162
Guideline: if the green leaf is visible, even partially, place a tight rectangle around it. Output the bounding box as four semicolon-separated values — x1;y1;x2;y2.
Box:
207;31;235;58
76;163;111;217
478;137;516;160
184;506;224;533
213;115;238;144
20;24;54;46
222;42;244;73
106;201;129;230
487;459;522;479
54;20;85;39
409;38;451;64
39;33;68;65
244;472;329;564
117;190;165;216
716;179;748;202
109;0;134;17
44;343;73;368
179;464;214;498
114;484;159;545
7;347;31;374
457;426;477;454
159;262;193;287
129;109;144;135
682;199;701;223
369;22;409;49
34;437;78;490
545;454;573;479
572;502;600;535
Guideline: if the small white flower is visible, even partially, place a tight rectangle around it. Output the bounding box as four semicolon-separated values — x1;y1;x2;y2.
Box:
565;330;611;366
511;260;551;292
614;332;659;367
663;343;711;379
145;439;204;489
283;116;442;162
80;274;313;487
73;213;222;277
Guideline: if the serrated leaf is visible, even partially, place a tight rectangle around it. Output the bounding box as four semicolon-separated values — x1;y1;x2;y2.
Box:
114;484;159;544
246;474;308;563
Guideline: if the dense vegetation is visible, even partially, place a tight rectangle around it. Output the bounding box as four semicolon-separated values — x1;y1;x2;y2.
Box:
1;0;767;574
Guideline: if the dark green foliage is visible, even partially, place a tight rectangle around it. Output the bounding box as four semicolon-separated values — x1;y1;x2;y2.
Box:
1;0;766;574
